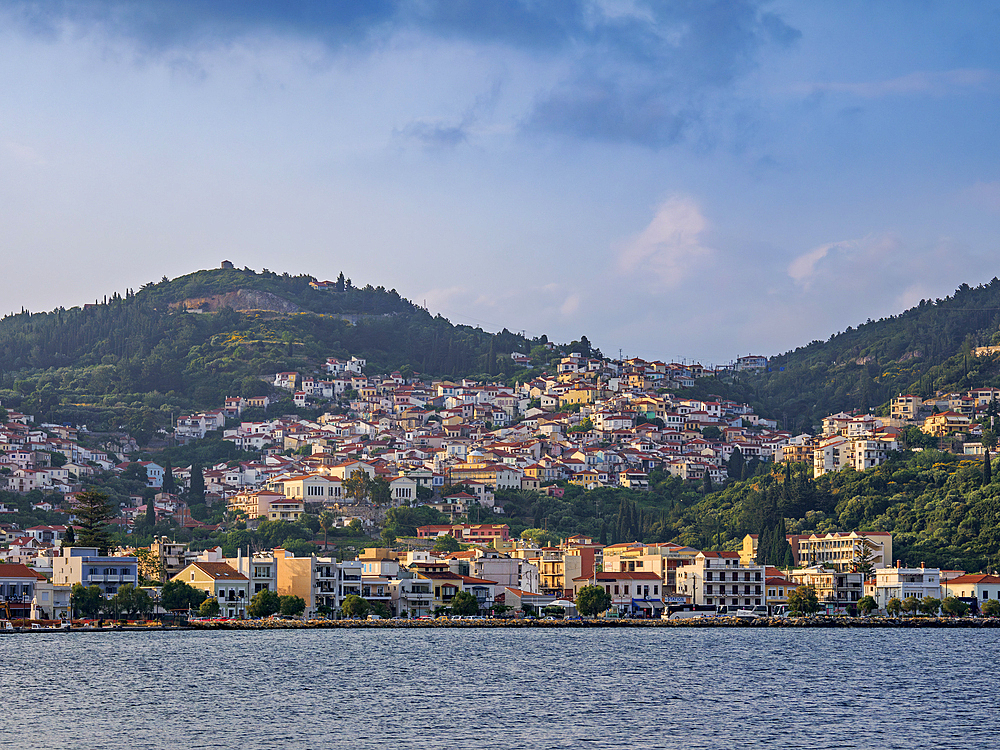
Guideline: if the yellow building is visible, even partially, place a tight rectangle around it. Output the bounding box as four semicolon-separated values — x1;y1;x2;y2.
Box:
172;562;250;619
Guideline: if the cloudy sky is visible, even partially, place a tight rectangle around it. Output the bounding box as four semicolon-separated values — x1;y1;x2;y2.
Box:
2;1;1000;365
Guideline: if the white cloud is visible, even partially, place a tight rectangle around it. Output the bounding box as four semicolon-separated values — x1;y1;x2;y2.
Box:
616;195;713;287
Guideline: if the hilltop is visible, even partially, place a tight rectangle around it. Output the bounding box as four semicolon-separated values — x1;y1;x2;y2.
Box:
700;279;1000;431
0;266;566;429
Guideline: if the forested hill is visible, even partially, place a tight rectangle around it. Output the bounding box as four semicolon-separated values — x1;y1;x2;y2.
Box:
0;267;559;427
726;280;1000;430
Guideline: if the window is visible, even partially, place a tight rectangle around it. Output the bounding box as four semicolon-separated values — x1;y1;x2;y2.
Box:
653;585;659;595
624;585;629;595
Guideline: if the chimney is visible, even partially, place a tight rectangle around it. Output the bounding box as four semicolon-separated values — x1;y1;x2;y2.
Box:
920;562;925;569
897;560;902;569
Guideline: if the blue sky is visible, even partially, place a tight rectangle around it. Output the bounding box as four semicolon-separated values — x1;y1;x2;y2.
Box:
2;1;1000;365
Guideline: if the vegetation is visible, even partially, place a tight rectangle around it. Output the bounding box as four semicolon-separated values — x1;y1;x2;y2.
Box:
341;594;369;618
0;266;559;430
575;584;612;616
858;595;877;615
248;589;281;618
787;585;819;615
449;591;480;616
74;490;115;555
941;596;970;617
701;279;1000;431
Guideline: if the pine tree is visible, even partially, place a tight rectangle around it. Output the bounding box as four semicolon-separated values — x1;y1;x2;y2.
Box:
75;490;114;555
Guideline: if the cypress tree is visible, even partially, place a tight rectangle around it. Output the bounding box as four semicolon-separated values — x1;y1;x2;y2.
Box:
189;462;205;503
162;459;175;494
985;449;992;485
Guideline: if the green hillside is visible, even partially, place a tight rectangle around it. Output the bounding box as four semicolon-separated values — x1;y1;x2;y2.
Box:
0;267;553;429
698;280;1000;431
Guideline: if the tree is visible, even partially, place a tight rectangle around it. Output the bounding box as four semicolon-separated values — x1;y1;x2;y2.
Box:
985;449;993;484
886;597;902;616
162;459;176;494
370;601;391;619
702;472;713;494
343;470;370;504
381;527;397;548
787;585;820;615
981;599;1000;616
901;596;921;616
161;579;208;611
851;542;877;581
433;534;462;553
134;548;165;583
450;591;479;616
341;594;369;618
919;596;941;617
575;584;612;617
75;490;115;555
60;524;75;550
112;583;152;619
71;583;103;619
319;511;335;551
189;462;205;503
144;490;156;528
941;596;970;617
279;595;306;617
199;597;221;617
858;595;877;616
248;589;281;618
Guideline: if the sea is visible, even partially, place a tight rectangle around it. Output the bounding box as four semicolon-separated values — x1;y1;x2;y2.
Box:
2;627;996;749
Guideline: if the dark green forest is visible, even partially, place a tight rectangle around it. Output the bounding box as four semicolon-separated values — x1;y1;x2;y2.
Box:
489;450;1000;572
682;279;1000;431
0;267;548;429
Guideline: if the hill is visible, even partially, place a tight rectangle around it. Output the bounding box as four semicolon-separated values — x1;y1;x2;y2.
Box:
701;279;1000;431
0;266;566;429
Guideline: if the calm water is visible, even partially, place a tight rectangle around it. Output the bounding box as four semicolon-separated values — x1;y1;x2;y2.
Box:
2;628;996;749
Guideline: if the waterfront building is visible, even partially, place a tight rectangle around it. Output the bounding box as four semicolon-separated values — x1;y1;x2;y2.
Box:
52;547;139;597
870;563;941;610
675;551;765;609
173;562;250;619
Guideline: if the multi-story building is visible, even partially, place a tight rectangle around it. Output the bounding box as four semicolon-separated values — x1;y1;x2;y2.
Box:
0;562;46;620
870;563;941;611
274;550;362;617
789;565;864;613
52;547;139;598
172;561;250;619
795;531;893;572
940;574;1000;605
675;551;765;609
581;570;664;616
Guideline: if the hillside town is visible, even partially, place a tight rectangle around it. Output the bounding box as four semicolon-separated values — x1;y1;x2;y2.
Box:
2;350;1000;625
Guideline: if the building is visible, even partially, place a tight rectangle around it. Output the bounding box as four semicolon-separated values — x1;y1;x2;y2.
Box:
940;573;1000;605
675;551;765;609
795;532;893;572
273;549;362;618
172;562;250;619
871;563;941;611
0;562;46;620
789;565;864;613
582;571;664;616
52;547;139;598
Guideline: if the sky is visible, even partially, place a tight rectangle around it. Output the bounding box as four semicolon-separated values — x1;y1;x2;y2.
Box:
3;1;1000;366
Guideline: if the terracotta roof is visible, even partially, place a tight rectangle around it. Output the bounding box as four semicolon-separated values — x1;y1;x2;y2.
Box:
188;562;248;581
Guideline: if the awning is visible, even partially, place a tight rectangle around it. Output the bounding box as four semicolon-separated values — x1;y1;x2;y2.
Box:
632;600;664;609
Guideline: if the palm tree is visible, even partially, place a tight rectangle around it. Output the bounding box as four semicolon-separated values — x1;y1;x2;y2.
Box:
319;511;335;551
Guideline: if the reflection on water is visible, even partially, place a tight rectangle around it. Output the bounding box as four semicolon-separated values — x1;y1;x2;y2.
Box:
2;628;996;749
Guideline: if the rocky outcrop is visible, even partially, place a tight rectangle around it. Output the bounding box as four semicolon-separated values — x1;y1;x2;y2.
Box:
170;289;300;314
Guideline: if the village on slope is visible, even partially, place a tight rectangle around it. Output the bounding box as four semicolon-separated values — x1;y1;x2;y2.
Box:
1;350;998;623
